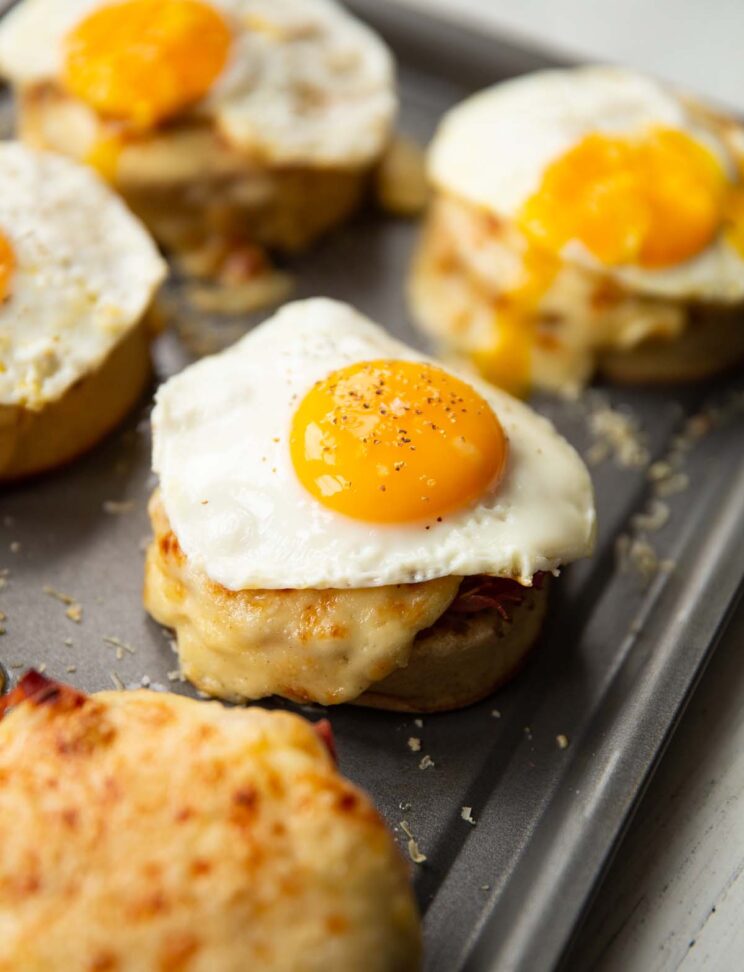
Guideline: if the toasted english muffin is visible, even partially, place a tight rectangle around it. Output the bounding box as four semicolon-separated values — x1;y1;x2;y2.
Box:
0;671;421;971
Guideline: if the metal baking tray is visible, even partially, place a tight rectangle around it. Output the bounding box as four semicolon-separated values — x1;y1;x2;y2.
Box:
2;1;743;969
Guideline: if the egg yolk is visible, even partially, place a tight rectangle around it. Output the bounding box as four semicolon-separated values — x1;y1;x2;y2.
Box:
290;359;508;524
0;231;15;303
63;0;231;129
725;185;744;258
519;127;727;269
473;127;732;395
473;245;560;398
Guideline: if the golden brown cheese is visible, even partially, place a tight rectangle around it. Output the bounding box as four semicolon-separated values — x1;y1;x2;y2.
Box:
145;492;461;705
0;679;421;971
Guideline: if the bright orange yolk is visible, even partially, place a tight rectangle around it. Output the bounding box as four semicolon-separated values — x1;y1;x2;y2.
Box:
519;127;727;269
0;231;15;303
63;0;232;129
473;127;732;395
725;185;744;258
473;244;560;398
290;359;508;524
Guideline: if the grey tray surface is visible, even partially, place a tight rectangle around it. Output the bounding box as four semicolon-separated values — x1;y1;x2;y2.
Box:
2;2;744;970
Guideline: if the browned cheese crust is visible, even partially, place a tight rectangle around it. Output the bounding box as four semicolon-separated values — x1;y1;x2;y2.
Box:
0;316;153;482
0;675;422;972
144;492;548;712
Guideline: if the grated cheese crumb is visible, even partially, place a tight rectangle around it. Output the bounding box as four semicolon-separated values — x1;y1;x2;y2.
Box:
586;401;649;469
103;500;135;515
654;472;689;498
631;500;670;533
65;603;83;623
43;585;83;623
103;635;136;656
407;737;421;752
556;734;569;750
419;755;435;770
400;820;427;864
461;806;477;826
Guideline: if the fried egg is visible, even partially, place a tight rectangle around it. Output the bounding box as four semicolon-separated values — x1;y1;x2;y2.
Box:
0;0;396;168
429;66;744;302
0;142;165;410
152;298;595;589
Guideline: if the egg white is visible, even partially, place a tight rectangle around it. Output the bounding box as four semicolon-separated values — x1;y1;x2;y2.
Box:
429;66;744;302
152;298;596;590
0;143;165;409
0;0;396;168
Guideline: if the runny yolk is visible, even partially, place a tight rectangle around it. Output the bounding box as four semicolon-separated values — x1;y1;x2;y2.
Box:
725;185;744;258
473;244;559;398
519;128;727;269
290;359;508;524
63;0;232;130
0;231;15;303
473;127;731;395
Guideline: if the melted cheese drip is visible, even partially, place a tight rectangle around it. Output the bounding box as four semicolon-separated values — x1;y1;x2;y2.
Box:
290;358;508;524
0;231;14;303
63;0;232;129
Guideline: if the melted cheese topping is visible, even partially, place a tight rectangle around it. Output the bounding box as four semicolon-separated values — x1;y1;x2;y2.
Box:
145;491;461;704
290;359;507;523
63;0;232;129
0;685;421;968
410;194;693;396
